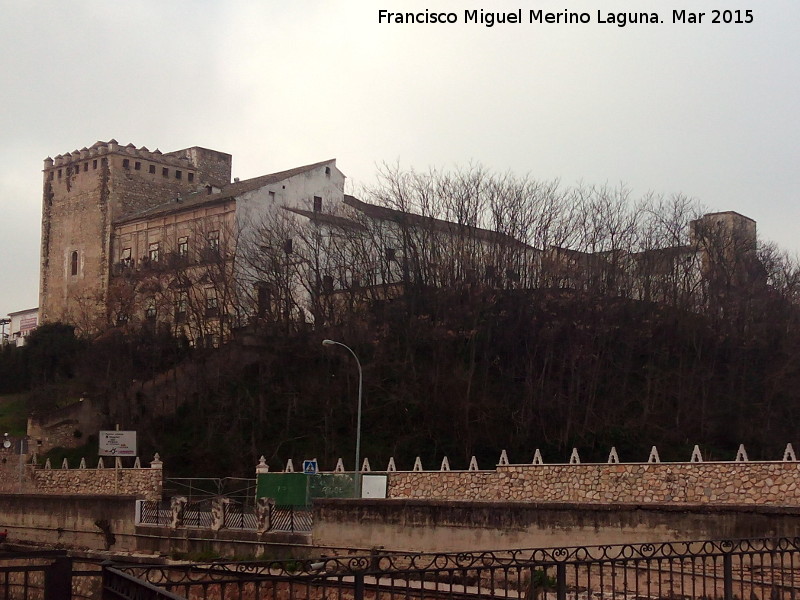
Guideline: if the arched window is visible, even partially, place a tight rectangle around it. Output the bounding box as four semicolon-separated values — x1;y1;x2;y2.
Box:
70;251;78;276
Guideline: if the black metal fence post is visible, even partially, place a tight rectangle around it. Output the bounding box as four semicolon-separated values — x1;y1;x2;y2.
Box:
556;563;567;600
354;572;365;600
44;556;72;600
723;552;733;600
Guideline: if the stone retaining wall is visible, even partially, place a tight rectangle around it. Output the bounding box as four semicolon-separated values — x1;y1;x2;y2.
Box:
386;462;800;505
313;499;800;552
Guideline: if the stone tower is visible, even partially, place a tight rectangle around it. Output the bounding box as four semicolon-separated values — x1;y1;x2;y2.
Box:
39;140;232;331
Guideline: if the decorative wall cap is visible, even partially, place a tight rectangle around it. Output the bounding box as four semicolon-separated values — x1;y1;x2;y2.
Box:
497;450;509;466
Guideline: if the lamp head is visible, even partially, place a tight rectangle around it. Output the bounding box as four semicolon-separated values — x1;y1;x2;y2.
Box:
322;339;335;346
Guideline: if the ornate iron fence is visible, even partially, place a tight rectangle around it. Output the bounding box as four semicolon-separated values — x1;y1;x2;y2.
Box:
106;537;800;600
103;565;186;599
0;551;73;599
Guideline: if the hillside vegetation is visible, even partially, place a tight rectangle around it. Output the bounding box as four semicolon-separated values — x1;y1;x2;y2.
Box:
5;284;800;477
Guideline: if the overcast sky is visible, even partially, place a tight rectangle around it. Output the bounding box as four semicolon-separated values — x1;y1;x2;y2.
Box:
1;0;798;315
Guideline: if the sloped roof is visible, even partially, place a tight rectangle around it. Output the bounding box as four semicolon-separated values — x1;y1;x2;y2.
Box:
343;195;536;249
115;159;336;224
283;206;367;231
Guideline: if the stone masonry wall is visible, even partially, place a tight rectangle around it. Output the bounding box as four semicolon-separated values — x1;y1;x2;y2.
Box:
386;462;800;505
0;458;162;501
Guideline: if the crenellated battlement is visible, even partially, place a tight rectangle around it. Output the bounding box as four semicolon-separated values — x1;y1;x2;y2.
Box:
45;139;194;170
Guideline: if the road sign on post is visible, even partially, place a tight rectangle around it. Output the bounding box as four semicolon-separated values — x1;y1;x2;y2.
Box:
99;431;137;456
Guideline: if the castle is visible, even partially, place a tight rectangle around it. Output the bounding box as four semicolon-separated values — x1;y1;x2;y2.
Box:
39;140;762;340
40;140;345;338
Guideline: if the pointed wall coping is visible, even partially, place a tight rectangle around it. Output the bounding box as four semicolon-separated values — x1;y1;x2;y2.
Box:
273;444;800;474
338;459;800;472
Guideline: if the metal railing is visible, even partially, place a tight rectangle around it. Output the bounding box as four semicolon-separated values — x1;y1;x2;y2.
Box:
136;499;312;532
268;504;313;532
103;565;186;599
138;499;172;526
163;477;256;504
106;537;800;600
0;551;74;599
222;499;258;530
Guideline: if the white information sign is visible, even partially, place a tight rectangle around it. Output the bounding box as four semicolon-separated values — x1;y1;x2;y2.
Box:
99;430;137;456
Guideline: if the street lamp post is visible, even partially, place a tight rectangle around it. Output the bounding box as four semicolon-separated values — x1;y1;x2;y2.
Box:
322;339;363;498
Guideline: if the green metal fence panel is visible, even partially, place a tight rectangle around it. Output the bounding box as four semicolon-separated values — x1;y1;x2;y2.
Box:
256;473;309;506
308;473;355;499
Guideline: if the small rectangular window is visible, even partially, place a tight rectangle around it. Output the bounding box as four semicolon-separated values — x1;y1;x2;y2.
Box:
256;284;270;318
207;230;220;252
313;196;322;212
84;162;89;172
175;291;188;322
205;288;218;311
48;171;54;181
178;236;189;258
188;172;194;182
149;242;160;263
122;159;130;169
145;298;157;320
134;161;141;171
175;170;182;180
121;247;132;265
93;160;98;170
58;169;62;179
162;167;169;178
149;164;156;174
